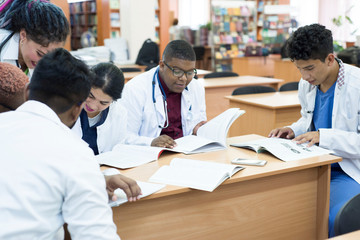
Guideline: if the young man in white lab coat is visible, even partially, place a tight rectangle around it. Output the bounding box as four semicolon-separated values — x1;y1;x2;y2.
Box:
121;40;207;148
0;49;123;239
268;24;360;237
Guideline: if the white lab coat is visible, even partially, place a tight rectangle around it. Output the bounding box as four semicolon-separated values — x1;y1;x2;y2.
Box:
0;29;33;78
121;66;207;146
0;100;119;239
72;101;128;153
290;63;360;184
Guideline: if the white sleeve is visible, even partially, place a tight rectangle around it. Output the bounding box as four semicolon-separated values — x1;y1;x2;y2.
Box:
289;80;312;136
121;82;154;146
62;151;120;240
320;128;360;159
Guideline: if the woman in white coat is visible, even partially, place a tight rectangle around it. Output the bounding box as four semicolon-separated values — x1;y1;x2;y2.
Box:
72;62;128;155
0;0;69;78
121;40;207;148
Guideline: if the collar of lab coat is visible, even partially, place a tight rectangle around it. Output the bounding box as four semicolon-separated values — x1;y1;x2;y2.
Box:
16;100;70;131
1;30;20;61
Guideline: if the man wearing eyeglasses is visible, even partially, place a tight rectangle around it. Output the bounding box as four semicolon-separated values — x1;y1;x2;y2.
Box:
121;40;207;148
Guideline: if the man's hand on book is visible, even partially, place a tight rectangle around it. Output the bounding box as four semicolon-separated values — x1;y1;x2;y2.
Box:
293;131;319;147
192;121;207;135
105;174;142;202
151;135;177;148
268;127;294;139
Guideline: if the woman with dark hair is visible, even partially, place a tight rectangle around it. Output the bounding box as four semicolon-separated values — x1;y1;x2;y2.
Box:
0;0;69;78
72;62;127;155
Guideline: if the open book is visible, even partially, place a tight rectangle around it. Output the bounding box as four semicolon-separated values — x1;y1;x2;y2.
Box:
95;144;166;169
109;181;165;207
230;137;334;162
96;108;245;169
149;158;244;192
171;108;245;154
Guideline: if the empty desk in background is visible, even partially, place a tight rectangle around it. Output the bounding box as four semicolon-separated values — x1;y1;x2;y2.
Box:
124;69;212;83
124;71;142;82
200;76;283;120
109;134;340;240
274;59;301;84
232;55;281;77
196;69;212;78
117;64;147;72
226;91;300;137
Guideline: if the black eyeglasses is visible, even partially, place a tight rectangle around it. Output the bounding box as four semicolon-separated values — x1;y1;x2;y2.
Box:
163;61;197;79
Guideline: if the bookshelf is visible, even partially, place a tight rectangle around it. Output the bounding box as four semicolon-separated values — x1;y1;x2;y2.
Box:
69;0;97;50
211;1;257;72
110;0;120;38
68;0;110;50
256;0;293;48
155;0;170;57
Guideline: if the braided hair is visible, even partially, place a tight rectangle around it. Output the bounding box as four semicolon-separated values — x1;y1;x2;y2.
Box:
0;0;69;47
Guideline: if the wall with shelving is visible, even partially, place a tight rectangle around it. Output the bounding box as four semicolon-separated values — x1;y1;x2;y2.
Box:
211;1;257;72
256;0;293;48
69;0;98;50
110;0;121;38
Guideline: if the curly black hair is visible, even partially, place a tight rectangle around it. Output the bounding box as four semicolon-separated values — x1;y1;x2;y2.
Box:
0;0;69;47
163;40;196;62
29;48;92;114
286;24;333;62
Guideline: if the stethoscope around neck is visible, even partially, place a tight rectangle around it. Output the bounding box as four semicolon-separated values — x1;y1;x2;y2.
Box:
152;67;169;129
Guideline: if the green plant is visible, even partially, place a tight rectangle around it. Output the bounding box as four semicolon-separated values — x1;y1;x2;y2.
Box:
332;5;358;35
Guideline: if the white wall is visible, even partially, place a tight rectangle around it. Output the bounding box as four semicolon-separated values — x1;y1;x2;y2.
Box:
120;0;156;62
290;0;319;27
178;0;210;28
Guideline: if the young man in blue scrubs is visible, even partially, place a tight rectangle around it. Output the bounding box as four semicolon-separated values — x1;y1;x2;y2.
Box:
121;40;207;148
268;24;360;237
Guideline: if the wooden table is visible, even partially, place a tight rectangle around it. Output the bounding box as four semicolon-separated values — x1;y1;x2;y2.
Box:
124;71;141;82
274;59;301;84
232;54;281;77
199;75;283;120
327;230;360;240
111;134;340;240
226;91;300;137
117;64;147;72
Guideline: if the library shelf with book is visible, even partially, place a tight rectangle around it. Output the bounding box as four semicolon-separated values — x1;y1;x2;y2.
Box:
69;0;97;50
68;0;110;50
110;0;121;38
155;0;170;57
256;0;297;49
210;1;257;72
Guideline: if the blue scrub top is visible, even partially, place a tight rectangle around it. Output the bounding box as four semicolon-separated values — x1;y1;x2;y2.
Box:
313;82;336;131
80;108;109;155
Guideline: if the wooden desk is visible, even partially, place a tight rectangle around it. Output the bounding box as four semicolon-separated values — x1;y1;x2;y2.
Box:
328;230;360;240
226;91;300;137
232;54;281;77
197;69;212;78
112;135;340;240
124;71;141;82
200;76;283;120
117;64;147;72
274;59;301;84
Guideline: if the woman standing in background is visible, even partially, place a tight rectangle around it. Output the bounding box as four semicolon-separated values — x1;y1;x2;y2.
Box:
0;0;69;78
